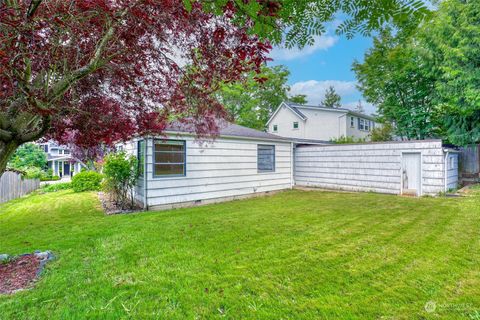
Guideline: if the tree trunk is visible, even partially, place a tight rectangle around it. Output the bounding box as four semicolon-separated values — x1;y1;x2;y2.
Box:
0;140;19;177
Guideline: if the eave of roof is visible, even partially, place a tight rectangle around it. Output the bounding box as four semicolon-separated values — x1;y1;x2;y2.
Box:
164;121;291;143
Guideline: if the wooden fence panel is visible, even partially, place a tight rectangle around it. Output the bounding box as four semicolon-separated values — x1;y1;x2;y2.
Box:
459;145;480;175
0;171;40;204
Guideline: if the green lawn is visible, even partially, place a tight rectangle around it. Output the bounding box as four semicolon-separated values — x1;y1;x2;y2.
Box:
1;189;480;319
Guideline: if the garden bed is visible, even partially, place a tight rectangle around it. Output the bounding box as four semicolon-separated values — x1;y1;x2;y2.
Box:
0;251;54;294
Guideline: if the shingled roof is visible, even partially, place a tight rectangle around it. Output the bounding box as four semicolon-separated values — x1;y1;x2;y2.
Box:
165;120;290;141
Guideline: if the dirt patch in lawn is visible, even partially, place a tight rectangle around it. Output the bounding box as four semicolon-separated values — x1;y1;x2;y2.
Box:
0;252;54;294
98;192;143;215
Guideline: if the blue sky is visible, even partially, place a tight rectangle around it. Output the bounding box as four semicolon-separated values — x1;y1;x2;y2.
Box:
268;31;376;115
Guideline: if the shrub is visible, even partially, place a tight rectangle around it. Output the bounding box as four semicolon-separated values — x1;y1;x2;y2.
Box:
330;136;366;144
40;175;61;181
23;166;46;179
71;171;103;192
41;182;72;193
103;152;139;209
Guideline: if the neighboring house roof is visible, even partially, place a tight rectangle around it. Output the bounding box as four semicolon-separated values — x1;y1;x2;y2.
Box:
266;101;377;125
165;121;290;142
290;138;332;145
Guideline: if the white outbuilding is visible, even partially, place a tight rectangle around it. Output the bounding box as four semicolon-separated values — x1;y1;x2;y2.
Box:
122;122;294;210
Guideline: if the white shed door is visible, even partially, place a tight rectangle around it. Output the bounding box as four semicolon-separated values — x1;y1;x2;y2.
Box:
402;153;421;196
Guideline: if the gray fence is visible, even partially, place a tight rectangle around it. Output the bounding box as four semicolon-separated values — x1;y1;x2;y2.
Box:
0;171;40;204
459;144;480;174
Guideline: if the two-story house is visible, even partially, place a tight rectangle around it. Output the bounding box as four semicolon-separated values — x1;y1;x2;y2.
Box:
266;101;378;141
37;141;85;179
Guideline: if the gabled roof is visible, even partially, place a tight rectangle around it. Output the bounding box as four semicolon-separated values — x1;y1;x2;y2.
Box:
165;120;290;142
266;101;307;125
266;101;377;125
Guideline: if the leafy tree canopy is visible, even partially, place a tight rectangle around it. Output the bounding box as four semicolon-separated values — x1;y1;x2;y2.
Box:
0;0;431;175
8;143;47;170
353;0;480;145
217;65;306;130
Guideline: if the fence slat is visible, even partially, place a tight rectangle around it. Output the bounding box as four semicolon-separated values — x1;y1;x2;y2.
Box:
459;145;480;174
0;171;40;204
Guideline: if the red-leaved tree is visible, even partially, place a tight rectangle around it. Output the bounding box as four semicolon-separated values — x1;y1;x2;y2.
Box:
0;0;431;174
0;0;271;172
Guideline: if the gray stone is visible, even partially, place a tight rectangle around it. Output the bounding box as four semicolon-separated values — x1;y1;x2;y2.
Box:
0;254;9;262
34;251;52;260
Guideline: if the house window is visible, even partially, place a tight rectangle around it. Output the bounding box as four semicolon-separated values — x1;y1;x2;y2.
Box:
350;117;355;128
137;140;145;177
365;120;370;131
153;140;186;177
359;118;365;130
273;124;278;132
293;122;299;129
64;149;70;155
43;144;49;153
449;156;455;170
257;145;275;172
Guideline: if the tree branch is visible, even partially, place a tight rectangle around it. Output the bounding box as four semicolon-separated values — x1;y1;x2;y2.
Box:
47;20;116;103
0;128;13;141
27;0;43;19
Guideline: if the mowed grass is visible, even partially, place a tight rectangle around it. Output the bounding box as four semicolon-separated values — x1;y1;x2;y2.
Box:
1;190;480;319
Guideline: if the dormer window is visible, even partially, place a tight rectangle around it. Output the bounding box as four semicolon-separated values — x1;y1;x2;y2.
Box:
293;122;299;129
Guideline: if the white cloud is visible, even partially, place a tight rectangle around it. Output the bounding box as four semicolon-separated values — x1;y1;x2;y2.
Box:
289;79;377;115
289;80;357;103
269;35;338;61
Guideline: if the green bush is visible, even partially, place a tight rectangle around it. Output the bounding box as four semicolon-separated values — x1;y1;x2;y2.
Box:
330;135;366;144
41;182;72;193
71;171;103;192
103;152;139;209
40;175;61;181
23;166;46;179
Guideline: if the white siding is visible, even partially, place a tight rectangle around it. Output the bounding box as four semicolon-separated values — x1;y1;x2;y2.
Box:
131;135;292;209
294;140;448;196
268;105;306;139
122;140;145;205
267;103;378;141
446;153;459;190
345;116;374;140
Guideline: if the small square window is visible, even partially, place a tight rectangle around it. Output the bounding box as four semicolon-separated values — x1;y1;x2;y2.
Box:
257;145;275;172
273;125;278;132
293;122;299;129
154;140;186;177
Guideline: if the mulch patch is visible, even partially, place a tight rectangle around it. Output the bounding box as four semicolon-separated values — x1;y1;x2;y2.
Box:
0;255;43;294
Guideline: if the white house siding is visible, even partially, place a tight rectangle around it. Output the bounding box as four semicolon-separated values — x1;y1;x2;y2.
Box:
132;135;292;210
121;139;145;205
345;116;373;140
446;153;459;190
294;140;448;196
268;105;306;139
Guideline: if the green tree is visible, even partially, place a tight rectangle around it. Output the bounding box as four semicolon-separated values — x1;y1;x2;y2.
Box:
8;143;47;171
370;122;394;142
321;86;341;108
217;65;306;130
289;95;308;104
353;0;480;145
422;0;480;145
354;100;365;114
352;29;439;140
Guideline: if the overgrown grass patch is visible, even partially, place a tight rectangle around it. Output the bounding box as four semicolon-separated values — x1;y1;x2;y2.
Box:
0;189;479;319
